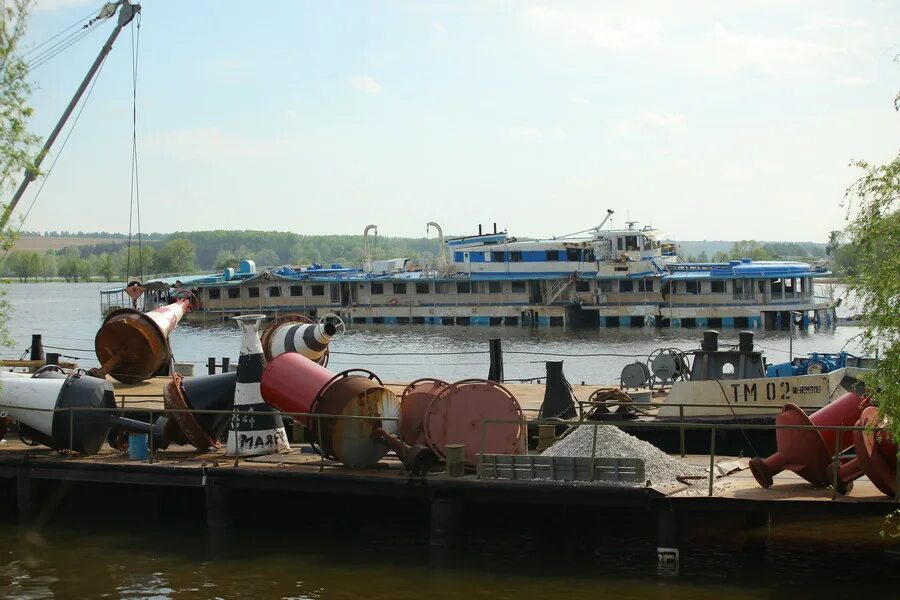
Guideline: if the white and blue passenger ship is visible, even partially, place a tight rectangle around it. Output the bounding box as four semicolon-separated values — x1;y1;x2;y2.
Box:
101;217;836;330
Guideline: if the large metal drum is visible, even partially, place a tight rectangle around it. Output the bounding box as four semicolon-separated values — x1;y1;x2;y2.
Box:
310;370;400;469
399;378;448;445
422;379;524;465
260;351;336;426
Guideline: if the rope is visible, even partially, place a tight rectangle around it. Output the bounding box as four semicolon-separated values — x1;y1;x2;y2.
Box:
20;7;97;60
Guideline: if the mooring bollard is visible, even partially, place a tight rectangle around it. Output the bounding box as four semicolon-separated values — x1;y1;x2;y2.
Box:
445;444;465;477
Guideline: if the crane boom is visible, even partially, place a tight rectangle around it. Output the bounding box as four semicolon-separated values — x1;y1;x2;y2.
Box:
0;1;141;232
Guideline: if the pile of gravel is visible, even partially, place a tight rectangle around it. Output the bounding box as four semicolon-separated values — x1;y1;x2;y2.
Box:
541;423;706;486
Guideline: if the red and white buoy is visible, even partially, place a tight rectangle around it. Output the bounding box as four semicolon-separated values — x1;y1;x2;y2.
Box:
225;315;290;457
259;314;338;364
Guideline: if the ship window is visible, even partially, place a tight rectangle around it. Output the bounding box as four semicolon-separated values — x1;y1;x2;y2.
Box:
721;362;735;378
207;288;221;300
457;282;471;294
470;282;483;294
492;251;505;262
619;280;634;293
488;281;503;293
331;285;340;302
566;248;581;261
625;236;639;251
371;283;383;295
575;280;590;292
511;281;527;293
743;279;755;300
638;279;654;292
393;283;407;294
268;286;281;298
597;280;613;293
732;279;743;299
228;287;240;299
415;282;430;294
290;285;304;297
435;282;450;294
546;250;560;261
617;238;624;251
509;251;523;262
454;252;464;262
248;286;260;298
711;281;725;293
758;280;766;294
584;249;595;261
311;285;325;296
685;281;699;295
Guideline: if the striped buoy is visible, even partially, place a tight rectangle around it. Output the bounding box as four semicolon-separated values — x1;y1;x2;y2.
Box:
260;314;337;364
226;314;290;457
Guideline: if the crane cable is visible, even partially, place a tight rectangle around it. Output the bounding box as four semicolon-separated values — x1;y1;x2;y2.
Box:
125;12;143;282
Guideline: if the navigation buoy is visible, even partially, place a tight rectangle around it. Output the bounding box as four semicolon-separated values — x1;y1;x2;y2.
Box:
259;313;337;364
0;370;116;455
164;371;237;451
225;315;290;457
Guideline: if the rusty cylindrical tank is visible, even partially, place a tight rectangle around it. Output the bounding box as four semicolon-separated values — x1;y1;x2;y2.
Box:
260;355;400;468
259;313;337;365
749;392;869;488
94;294;193;383
423;379;525;466
399;378;448;445
853;406;898;497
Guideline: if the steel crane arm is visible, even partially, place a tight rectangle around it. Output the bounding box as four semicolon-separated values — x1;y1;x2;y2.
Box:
0;1;141;231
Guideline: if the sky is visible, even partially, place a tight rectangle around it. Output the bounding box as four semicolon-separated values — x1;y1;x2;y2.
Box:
10;0;900;242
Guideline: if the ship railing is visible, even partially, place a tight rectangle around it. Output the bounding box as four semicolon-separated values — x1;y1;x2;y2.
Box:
476;412;899;501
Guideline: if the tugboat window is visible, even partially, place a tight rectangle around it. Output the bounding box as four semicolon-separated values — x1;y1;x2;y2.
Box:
371;283;384;295
435;282;450;294
625;236;639;251
546;250;560;261
732;279;743;299
492;251;505;262
597;280;613;293
290;285;303;296
619;280;634;293
457;282;471;294
566;248;581;262
685;281;699;295
228;287;240;299
575;281;590;292
248;287;260;298
415;282;430;294
393;283;407;294
638;279;653;293
509;251;523;262
208;288;221;300
511;281;527;293
489;281;503;293
268;286;281;298
711;281;725;293
311;285;325;296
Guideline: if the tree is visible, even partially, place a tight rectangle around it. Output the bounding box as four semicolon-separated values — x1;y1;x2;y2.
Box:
252;248;281;267
41;252;57;280
96;252;116;281
843;154;900;442
58;248;80;282
0;1;39;343
155;238;197;274
213;249;239;271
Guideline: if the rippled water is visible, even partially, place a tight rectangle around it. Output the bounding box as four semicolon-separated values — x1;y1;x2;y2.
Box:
0;282;867;385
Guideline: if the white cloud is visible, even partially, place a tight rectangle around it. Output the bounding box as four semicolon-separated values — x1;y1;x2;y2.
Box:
711;23;853;79
572;96;589;104
800;16;868;31
508;126;539;138
524;5;661;52
350;75;383;95
836;76;872;86
613;111;687;136
144;127;298;162
433;22;446;33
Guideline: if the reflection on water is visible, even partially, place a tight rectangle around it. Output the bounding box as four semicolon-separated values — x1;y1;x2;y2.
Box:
0;516;897;599
1;282;867;384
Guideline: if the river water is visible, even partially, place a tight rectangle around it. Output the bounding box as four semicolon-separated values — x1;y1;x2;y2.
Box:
1;282;893;599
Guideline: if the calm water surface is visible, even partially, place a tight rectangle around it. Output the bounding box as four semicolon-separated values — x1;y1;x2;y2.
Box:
0;282;890;599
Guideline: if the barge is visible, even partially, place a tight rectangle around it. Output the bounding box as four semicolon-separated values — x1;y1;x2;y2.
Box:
100;216;837;329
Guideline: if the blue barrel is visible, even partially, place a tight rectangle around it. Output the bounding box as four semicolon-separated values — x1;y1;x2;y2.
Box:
128;433;149;460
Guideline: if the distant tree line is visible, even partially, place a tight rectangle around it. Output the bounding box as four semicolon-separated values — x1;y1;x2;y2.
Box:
17;230;165;239
680;240;828;263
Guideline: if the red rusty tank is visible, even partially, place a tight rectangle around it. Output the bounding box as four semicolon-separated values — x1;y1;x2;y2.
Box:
94;294;193;383
260;354;400;468
749;391;869;488
399;378;448;445
422;378;525;465
260;351;335;427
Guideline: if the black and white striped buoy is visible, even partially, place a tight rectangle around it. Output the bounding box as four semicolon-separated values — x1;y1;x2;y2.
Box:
226;315;290;457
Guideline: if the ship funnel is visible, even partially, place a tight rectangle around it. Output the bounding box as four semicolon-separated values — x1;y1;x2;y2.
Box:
259;314;339;365
93;292;195;383
225;315;290;457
